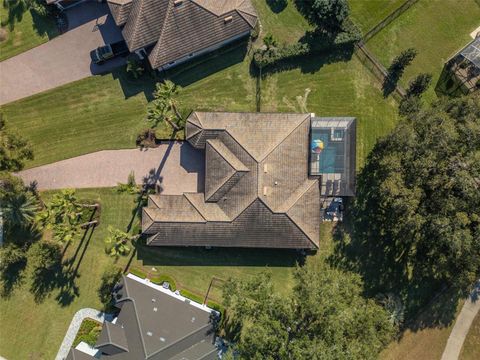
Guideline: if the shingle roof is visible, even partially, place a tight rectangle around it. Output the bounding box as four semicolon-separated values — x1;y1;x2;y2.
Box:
143;112;323;249
113;0;257;69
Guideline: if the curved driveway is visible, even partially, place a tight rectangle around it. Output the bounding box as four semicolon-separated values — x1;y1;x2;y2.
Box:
18;142;204;194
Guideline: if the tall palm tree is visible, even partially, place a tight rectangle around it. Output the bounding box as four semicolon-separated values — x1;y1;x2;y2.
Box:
146;98;180;131
4;192;38;229
104;226;134;258
153;80;182;120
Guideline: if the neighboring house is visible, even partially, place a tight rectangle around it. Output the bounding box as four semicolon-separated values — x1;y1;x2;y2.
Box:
106;0;258;70
66;274;218;360
142;112;356;250
446;36;480;93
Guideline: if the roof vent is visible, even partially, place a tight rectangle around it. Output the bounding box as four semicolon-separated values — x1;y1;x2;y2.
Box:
191;317;196;323
153;307;158;312
264;164;268;173
160;337;166;342
147;331;153;336
152;298;156;302
174;0;183;6
224;16;233;23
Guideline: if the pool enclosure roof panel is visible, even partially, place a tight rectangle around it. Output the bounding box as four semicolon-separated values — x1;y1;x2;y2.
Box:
310;117;356;196
460;37;480;68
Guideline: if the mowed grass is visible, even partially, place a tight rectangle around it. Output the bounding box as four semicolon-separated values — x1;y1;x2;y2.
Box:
380;289;464;360
366;0;480;101
459;310;480;360
261;55;399;166
349;0;405;34
0;8;58;61
0;187;337;359
251;0;313;43
1;43;255;169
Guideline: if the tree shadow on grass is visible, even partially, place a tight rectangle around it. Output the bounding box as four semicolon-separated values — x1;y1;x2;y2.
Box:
136;245;305;268
0;257;27;299
327;144;461;331
258;33;355;78
266;0;287;13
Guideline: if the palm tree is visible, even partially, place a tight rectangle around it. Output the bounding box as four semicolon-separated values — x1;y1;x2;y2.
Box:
3;192;38;229
146;99;180;131
147;80;183;130
39;189;98;244
104;226;134;258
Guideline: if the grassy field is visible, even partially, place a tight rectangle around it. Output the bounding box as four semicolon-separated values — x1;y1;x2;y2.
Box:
261;55;399;166
380;289;464;360
0;188;336;359
459;310;480;360
349;0;405;34
0;7;58;61
251;0;313;43
366;0;480;101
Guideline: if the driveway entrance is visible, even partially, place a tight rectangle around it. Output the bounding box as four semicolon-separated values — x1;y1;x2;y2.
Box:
0;3;125;105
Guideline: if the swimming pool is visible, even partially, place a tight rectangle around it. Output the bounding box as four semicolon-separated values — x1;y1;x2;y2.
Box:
311;129;345;174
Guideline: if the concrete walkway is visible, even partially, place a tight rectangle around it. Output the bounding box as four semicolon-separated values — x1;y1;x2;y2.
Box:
56;308;113;360
441;281;480;360
18;142;204;194
0;3;124;105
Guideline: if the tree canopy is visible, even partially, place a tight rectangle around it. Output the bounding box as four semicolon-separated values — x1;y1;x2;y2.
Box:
223;263;395;359
353;94;480;293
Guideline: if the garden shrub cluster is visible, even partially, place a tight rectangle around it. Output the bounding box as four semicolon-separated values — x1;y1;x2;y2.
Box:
72;319;102;348
150;274;177;291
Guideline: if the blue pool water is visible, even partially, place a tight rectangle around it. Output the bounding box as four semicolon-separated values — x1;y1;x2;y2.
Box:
311;130;344;174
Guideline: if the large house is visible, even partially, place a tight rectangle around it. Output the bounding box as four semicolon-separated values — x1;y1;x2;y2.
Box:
142;112;356;250
106;0;258;70
66;275;218;360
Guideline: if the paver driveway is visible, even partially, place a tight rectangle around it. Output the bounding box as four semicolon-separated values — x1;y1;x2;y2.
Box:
0;3;125;105
18;143;205;194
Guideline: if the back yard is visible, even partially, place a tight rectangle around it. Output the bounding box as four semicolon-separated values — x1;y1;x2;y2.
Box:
366;0;480;101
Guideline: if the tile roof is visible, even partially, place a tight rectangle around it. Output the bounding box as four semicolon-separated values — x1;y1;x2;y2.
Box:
110;0;257;69
143;112;324;249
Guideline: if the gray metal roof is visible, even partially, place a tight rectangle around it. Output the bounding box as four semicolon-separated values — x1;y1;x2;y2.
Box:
460;37;480;68
143;112;325;249
97;275;216;360
65;349;95;360
107;0;257;69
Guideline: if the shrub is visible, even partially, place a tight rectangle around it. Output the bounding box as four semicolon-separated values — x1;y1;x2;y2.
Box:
73;319;102;347
150;274;177;291
129;267;147;279
136;128;158;148
253;42;310;68
126;58;144;79
180;289;204;304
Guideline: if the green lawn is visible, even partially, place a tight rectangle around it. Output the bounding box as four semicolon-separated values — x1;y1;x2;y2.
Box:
349;0;406;34
251;0;313;43
460;310;480;360
0;187;336;359
261;55;399;166
366;0;480;101
380;288;464;360
0;7;58;61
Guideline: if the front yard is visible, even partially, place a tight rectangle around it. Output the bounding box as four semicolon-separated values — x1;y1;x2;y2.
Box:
0;5;58;61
